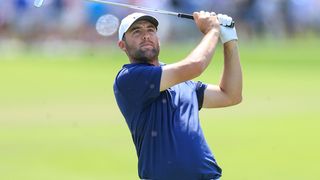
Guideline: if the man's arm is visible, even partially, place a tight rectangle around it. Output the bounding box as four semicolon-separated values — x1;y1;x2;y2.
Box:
160;11;220;92
203;40;242;108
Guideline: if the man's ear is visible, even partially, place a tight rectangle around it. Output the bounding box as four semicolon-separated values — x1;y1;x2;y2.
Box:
118;40;126;52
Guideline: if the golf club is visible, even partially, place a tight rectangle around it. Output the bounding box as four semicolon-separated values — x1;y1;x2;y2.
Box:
34;0;235;28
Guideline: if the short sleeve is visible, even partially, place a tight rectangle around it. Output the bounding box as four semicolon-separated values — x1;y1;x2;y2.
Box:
114;64;162;107
195;81;207;110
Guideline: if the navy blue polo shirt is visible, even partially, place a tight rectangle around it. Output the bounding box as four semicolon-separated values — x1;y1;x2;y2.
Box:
113;63;222;180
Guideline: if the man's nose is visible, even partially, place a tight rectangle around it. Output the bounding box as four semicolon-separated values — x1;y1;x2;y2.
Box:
142;31;150;40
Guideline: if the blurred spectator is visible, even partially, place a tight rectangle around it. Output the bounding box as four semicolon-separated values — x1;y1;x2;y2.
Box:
0;0;319;43
286;0;320;36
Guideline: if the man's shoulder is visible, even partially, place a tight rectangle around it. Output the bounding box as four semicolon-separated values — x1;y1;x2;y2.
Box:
115;63;139;81
116;63;156;77
114;62;162;89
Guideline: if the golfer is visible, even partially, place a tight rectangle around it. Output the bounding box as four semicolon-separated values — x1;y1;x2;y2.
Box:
113;11;242;180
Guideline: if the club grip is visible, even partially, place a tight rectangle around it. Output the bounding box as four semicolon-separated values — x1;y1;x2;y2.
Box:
178;13;194;20
177;13;235;28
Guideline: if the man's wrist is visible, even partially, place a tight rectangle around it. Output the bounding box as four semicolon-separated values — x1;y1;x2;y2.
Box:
224;40;238;48
207;28;220;39
220;26;238;44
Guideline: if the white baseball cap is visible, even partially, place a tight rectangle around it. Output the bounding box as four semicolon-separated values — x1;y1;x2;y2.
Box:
118;12;159;41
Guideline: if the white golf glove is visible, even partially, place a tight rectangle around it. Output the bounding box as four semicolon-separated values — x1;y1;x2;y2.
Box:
217;14;238;44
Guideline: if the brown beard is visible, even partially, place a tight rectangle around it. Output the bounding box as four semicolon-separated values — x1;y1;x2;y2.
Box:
134;48;159;63
125;41;160;63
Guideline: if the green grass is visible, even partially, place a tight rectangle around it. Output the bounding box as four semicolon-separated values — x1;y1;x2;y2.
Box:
0;38;320;179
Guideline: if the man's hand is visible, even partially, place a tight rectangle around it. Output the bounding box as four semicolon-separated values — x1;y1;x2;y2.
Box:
193;11;220;35
217;14;238;44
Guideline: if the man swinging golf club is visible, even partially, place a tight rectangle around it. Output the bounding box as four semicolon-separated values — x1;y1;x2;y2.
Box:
114;11;242;180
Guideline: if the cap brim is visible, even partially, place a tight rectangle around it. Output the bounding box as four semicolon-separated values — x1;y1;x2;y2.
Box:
129;15;159;30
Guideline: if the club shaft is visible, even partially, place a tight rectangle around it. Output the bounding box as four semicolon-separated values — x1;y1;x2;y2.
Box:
85;0;195;21
86;0;180;16
85;0;234;28
34;0;234;27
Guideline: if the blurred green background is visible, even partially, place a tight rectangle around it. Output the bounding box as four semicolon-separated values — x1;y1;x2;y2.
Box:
1;0;320;179
1;38;319;180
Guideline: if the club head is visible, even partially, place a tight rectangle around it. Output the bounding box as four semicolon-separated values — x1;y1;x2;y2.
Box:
34;0;45;8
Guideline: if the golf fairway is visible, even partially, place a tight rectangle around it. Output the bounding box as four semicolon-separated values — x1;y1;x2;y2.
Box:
0;38;319;179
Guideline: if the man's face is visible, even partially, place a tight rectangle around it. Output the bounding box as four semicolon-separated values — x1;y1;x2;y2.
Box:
120;20;160;63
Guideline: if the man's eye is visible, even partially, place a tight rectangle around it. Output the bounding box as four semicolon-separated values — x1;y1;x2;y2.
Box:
148;28;156;33
133;29;141;34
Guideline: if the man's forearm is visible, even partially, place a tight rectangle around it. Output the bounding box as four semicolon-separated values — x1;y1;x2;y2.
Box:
184;29;220;73
219;40;243;104
160;29;220;92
